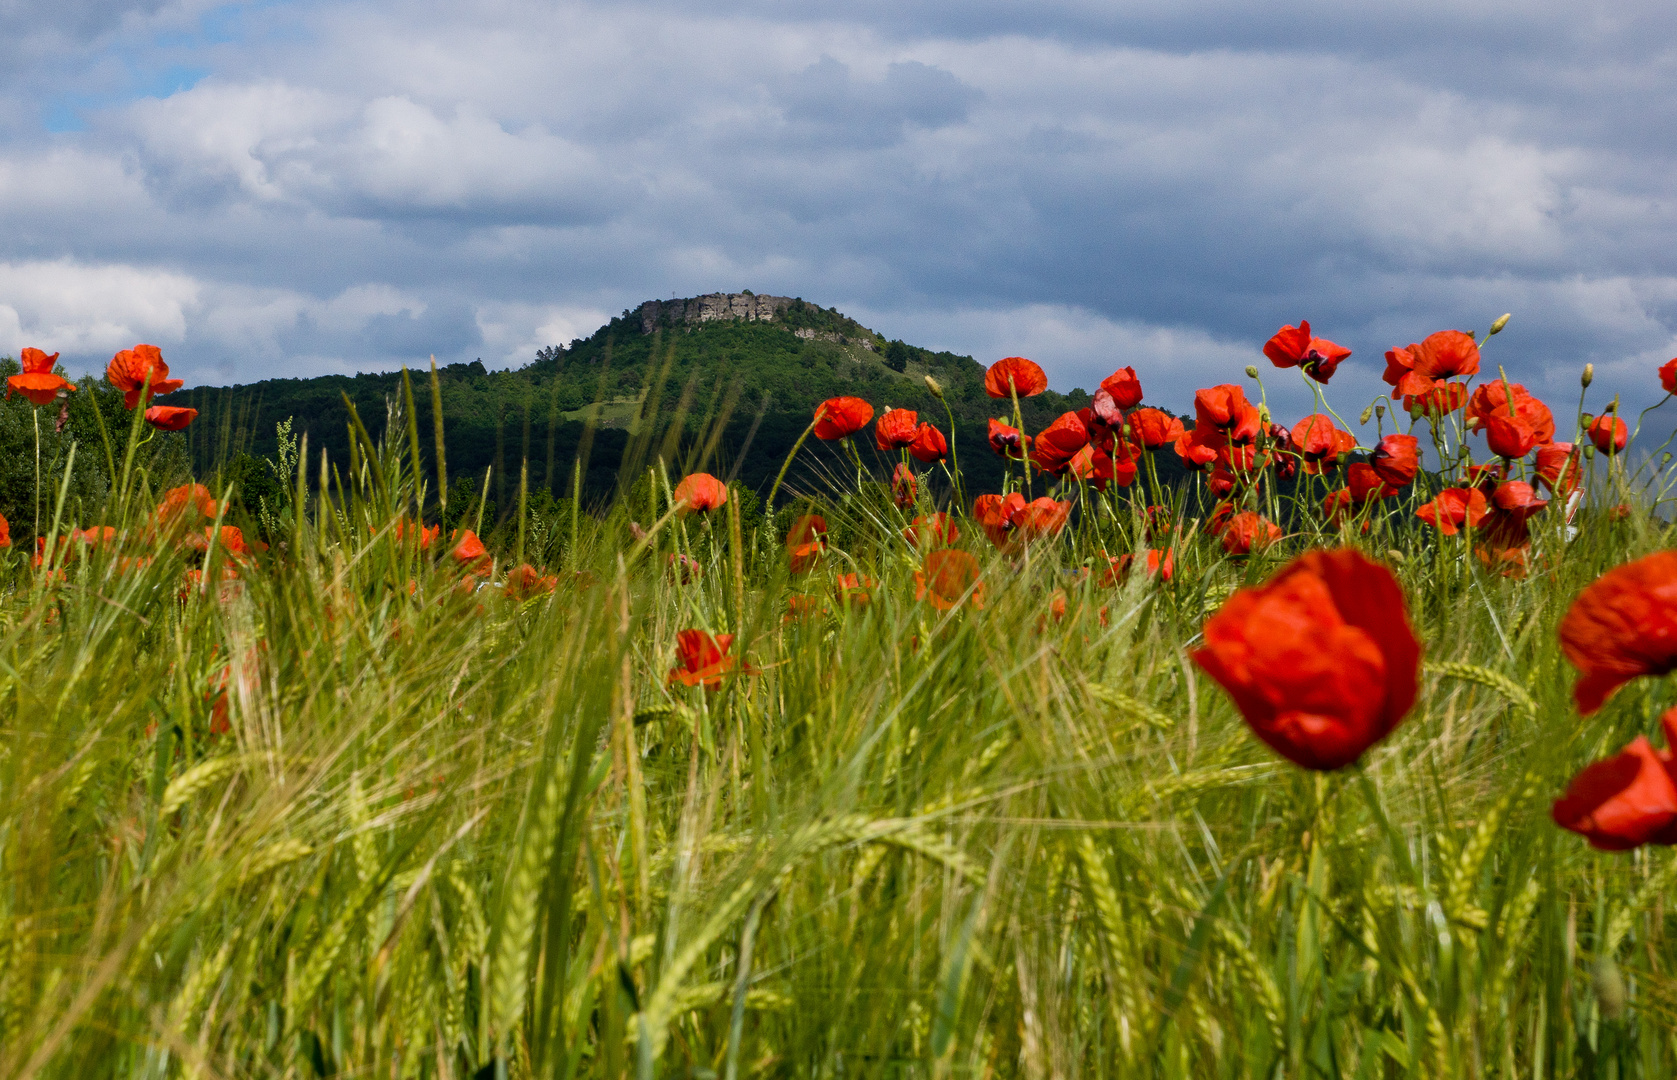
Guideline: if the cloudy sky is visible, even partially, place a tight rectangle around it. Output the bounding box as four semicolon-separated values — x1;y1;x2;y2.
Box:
4;0;1677;421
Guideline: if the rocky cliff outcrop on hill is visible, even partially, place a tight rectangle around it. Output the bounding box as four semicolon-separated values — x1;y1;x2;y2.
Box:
635;292;877;350
637;293;794;333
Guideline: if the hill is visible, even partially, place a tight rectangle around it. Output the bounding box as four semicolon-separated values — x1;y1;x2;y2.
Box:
165;292;1189;523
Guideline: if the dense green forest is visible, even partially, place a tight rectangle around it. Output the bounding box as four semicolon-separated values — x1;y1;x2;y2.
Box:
0;296;1194;544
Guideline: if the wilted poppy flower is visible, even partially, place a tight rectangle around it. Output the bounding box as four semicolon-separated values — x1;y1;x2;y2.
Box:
1370;434;1420;488
891;462;918;508
1264;321;1352;383
1382;330;1480;400
787;514;827;573
673;472;728;513
450;529;491;572
1535;441;1581;498
108;344;184;408
834;572;875;606
875;407;919;451
1101;367;1144;409
813;397;874;440
916;549;984;610
984;356;1048;398
144;405;198;432
1191;548;1421;771
668;629;740;687
1415;488;1488;535
904;512;959;548
504;563;559;601
1221;511;1281;556
1553;711;1677;850
909;422;948;463
1100;548;1173;586
1588;413;1628;454
987;417;1030;459
1558;550;1677;714
1662;358;1677;395
668;552;702;583
1029;411;1090;474
7;348;76;406
1128;408;1185;450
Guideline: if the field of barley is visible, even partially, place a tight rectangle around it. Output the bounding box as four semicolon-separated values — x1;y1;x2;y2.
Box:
6;327;1677;1080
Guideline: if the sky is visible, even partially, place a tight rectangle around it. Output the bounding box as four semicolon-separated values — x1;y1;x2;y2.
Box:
3;0;1677;424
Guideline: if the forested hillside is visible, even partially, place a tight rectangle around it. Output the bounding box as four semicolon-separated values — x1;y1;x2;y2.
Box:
160;295;1191;523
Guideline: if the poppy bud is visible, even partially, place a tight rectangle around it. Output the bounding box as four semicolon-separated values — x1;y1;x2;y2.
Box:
1244;365;1259;379
924;374;944;399
1584;443;1596;459
1374;402;1386;419
1582;363;1594;388
1359;405;1373;425
1489;313;1511;336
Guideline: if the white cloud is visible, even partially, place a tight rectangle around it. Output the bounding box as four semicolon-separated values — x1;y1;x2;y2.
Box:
0;259;198;359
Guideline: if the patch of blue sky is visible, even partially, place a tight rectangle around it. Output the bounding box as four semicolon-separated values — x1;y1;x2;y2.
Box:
42;64;209;132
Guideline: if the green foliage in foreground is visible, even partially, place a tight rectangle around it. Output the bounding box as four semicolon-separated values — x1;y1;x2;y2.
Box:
3;407;1676;1080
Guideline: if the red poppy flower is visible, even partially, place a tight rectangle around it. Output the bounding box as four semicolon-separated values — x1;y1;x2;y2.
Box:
144;405;198;432
1205;501;1235;538
1663;358;1677;395
1321;488;1354;525
1382;330;1480;400
1101;366;1144;409
668;629;740;687
1484;413;1546;460
891;462;918;508
1553;711;1677;850
1535;441;1581;497
834;572;875;606
1192;549;1420;770
1492;480;1547;517
1588;414;1628;454
1370;434;1420;488
1091;439;1138;489
1173;425;1221;470
1403;381;1470;417
1289;414;1356;471
673;472;728;513
916;548;984;610
1466;381;1554;441
904;512;959;548
0;513;10;549
450;529;490;571
787;514;827;573
395;518;441;547
1029;411;1090;475
1415;488;1488;535
987;417;1030;459
813;396;874;440
1221;511;1281;556
1347;462;1396;502
1128;408;1185;450
909;422;948;463
7;347;76;406
206;525;253;559
1099;548;1173;586
505;563;559;601
1558;551;1677;714
1263;321;1353;384
108;344;184;408
1195;385;1262;440
984;356;1048;398
875;407;919;451
785;593;824;622
157;483;218;525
